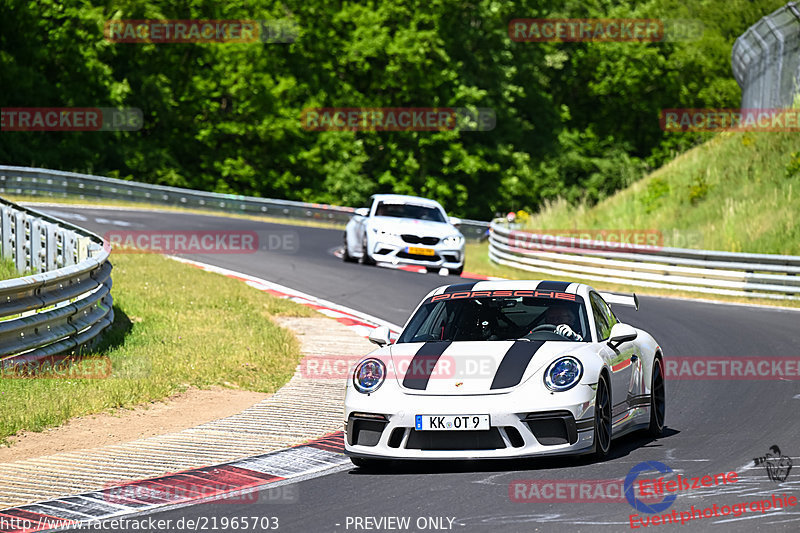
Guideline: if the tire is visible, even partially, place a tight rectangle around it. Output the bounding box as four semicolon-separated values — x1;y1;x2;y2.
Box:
361;236;376;265
425;266;440;273
451;265;464;276
646;357;666;437
593;373;612;460
342;234;357;263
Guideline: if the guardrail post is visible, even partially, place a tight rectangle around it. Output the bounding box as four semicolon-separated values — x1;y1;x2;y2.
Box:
30;219;44;274
14;211;26;273
63;230;77;267
45;223;58;271
1;206;12;261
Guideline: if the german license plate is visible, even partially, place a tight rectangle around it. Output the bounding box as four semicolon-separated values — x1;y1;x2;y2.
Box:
415;414;490;431
408;246;435;256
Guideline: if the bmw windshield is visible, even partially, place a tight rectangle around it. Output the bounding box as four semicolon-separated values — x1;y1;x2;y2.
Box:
397;294;590;343
374;202;447;223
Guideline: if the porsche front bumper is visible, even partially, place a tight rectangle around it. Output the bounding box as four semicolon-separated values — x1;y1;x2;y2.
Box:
344;383;598;460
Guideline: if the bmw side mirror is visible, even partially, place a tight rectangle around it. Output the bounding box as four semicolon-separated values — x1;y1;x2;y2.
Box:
607;323;638;348
355;207;369;217
449;216;462;227
368;325;391;347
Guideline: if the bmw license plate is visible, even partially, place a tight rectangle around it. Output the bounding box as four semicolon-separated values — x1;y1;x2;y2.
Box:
415;414;490;431
407;246;435;256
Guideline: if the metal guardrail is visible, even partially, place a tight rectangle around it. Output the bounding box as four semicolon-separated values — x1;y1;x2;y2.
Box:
488;221;800;301
732;2;800;109
0;166;491;240
0;197;113;362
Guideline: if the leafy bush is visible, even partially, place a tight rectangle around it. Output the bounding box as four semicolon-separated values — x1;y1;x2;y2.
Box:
641;178;671;213
785;152;800;178
688;174;711;204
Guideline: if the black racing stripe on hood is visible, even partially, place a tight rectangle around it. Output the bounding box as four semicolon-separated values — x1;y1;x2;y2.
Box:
536;280;571;292
402;341;453;390
442;282;476;294
490;340;546;390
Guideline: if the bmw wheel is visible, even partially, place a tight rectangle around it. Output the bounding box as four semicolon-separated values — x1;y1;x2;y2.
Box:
342;234;357;263
361;236;376;265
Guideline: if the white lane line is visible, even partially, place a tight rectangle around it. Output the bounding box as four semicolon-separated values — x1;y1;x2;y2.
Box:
93;217;132;226
40;210;88;221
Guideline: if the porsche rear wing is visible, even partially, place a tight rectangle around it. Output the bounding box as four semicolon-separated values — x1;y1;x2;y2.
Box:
599;292;639;311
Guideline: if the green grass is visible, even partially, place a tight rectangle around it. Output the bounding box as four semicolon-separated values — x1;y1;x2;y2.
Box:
520;129;800;254
0;259;21;281
0;252;316;444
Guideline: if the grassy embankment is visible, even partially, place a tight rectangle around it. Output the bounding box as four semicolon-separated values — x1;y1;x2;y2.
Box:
0;252;316;444
463;129;800;307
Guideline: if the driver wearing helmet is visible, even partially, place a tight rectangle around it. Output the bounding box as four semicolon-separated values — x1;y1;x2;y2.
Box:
537;304;583;341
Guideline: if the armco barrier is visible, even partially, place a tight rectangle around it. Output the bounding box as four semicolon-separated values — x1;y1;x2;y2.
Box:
489;221;800;301
0;197;113;362
0;166;490;240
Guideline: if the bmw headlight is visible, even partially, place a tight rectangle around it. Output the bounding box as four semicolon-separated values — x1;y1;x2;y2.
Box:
544;357;583;392
353;358;386;394
442;234;464;247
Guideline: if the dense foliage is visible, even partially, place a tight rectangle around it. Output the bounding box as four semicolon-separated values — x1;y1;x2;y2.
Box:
0;0;785;218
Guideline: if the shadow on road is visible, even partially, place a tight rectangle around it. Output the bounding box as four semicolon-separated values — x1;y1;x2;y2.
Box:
348;427;680;475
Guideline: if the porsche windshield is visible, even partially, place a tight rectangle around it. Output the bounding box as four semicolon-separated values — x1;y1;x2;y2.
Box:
397;296;590;343
374;202;446;223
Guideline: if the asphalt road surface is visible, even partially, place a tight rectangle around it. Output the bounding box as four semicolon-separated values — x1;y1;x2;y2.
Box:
44;206;800;533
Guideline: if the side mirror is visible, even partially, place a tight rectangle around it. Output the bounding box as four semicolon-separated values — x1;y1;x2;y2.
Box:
449;216;462;227
368;325;391;347
607;323;638;348
354;207;369;217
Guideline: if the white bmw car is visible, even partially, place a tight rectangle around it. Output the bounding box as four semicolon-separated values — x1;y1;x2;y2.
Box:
344;280;665;465
342;194;465;275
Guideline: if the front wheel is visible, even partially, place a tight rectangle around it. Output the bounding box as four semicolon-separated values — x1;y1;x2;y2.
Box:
342;234;357;263
593;373;612;460
361;236;376;265
647;357;665;436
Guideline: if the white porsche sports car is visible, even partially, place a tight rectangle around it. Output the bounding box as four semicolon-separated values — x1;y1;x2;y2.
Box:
344;280;665;465
342;194;465;275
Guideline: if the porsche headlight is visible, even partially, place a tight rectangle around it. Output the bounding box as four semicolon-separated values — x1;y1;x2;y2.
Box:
442;235;464;247
353;358;386;394
544;357;583;392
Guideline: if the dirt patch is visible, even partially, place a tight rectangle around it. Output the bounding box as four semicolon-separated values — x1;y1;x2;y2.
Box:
0;387;269;463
